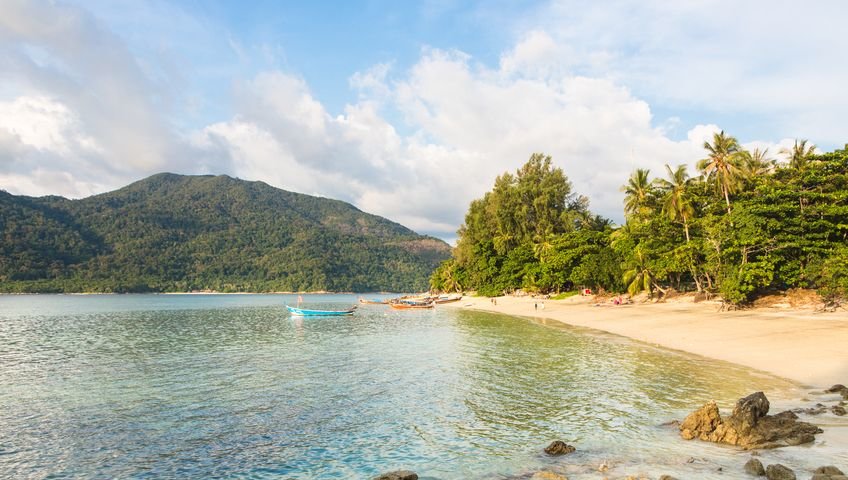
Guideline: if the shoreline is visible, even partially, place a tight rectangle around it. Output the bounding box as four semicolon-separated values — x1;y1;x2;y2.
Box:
444;294;848;388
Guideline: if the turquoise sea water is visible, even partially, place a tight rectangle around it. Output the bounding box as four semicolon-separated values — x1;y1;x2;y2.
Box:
0;294;843;479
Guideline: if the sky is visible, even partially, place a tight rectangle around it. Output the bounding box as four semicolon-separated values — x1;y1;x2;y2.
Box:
1;0;847;243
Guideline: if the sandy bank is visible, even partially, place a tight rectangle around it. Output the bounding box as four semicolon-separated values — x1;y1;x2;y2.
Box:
445;295;848;387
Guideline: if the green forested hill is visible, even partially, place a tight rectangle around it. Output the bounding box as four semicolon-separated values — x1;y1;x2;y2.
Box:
0;173;451;293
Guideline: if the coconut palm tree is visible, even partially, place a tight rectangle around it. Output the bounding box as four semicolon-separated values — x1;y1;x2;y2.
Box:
621;168;654;218
780;139;816;171
739;147;774;179
697;131;744;217
656;164;695;242
622;248;654;297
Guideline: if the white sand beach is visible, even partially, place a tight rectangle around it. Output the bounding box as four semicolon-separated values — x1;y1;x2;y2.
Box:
446;294;848;388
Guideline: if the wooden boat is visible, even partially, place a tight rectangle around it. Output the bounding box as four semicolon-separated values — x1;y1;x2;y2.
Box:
286;305;356;316
390;302;434;310
358;297;388;305
434;295;462;304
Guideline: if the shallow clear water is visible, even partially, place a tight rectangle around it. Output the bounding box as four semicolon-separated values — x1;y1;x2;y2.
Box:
0;294;844;479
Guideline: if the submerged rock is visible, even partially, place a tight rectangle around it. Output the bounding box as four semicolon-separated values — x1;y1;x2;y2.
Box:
679;392;822;449
812;465;847;479
530;471;568;480
543;440;576;456
832;405;846;416
765;464;795;480
792;403;828;415
744;457;766;476
825;384;848;399
372;470;418;480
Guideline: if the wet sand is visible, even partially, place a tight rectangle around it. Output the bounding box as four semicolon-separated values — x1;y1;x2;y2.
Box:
445;295;848;387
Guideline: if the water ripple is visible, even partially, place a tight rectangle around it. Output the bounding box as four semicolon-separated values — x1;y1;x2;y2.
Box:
1;294;837;479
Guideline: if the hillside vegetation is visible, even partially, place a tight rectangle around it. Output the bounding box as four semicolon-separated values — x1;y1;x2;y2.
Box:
0;173;450;293
431;141;848;307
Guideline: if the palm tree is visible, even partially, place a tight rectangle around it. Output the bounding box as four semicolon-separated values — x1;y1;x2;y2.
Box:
621;168;653;218
739;147;774;179
622;248;654;297
697;131;744;217
656;164;695;242
780;139;816;171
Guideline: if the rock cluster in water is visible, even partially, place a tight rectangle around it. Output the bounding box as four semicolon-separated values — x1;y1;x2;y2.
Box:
372;470;418;480
543;440;576;456
811;465;847;480
679;392;822;449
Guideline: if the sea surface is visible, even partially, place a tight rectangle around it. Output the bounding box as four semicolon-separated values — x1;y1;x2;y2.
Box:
0;294;844;479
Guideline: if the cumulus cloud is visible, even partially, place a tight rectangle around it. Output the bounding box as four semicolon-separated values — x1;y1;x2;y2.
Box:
2;0;845;240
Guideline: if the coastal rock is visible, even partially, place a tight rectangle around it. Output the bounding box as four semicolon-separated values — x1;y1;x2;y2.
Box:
745;458;766;476
543;440;575;456
531;471;567;480
372;470;418;480
679;392;823;449
814;465;846;477
792;403;828;415
659;476;678;480
765;464;796;480
832;405;846;416
825;384;848;399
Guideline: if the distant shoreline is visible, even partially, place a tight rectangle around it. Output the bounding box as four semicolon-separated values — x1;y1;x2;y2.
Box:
444;294;848;388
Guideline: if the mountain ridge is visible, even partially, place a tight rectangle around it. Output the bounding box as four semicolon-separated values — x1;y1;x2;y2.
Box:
0;173;451;293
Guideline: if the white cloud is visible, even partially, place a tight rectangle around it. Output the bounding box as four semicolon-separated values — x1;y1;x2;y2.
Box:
2;0;845;240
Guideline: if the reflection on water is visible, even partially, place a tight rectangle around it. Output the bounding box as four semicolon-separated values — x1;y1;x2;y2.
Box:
0;294;840;479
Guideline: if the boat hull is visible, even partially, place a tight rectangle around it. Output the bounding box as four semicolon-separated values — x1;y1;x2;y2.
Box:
286;305;355;316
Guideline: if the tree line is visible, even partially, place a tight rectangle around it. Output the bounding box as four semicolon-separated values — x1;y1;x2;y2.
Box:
430;136;848;306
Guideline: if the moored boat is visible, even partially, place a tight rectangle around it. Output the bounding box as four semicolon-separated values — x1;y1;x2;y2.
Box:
389;302;434;310
358;297;388;305
286;305;356;316
434;295;462;304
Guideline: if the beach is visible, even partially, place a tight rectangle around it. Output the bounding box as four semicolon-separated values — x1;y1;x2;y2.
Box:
445;294;848;388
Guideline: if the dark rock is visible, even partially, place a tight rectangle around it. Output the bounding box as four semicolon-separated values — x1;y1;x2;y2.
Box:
815;466;845;475
784;433;816;445
659;476;678;480
825;384;847;394
792;404;828;415
744;458;766;476
765;464;796;480
372;470;418;480
810;474;829;480
729;392;771;435
832;405;846;416
543;440;575;456
679;392;823;449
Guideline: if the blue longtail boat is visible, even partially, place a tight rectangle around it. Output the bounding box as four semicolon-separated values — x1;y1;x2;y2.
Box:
286;305;356;316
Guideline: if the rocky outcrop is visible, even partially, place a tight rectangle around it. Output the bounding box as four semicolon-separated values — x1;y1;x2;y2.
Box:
825;384;848;399
679;392;822;449
811;465;847;480
765;464;795;480
745;458;766;476
543;440;575;456
530;472;567;480
372;471;418;480
832;405;846;416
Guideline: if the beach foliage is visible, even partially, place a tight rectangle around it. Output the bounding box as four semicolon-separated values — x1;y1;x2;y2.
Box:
435;142;848;305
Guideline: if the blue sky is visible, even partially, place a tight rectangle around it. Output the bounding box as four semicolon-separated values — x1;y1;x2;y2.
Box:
2;0;847;241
